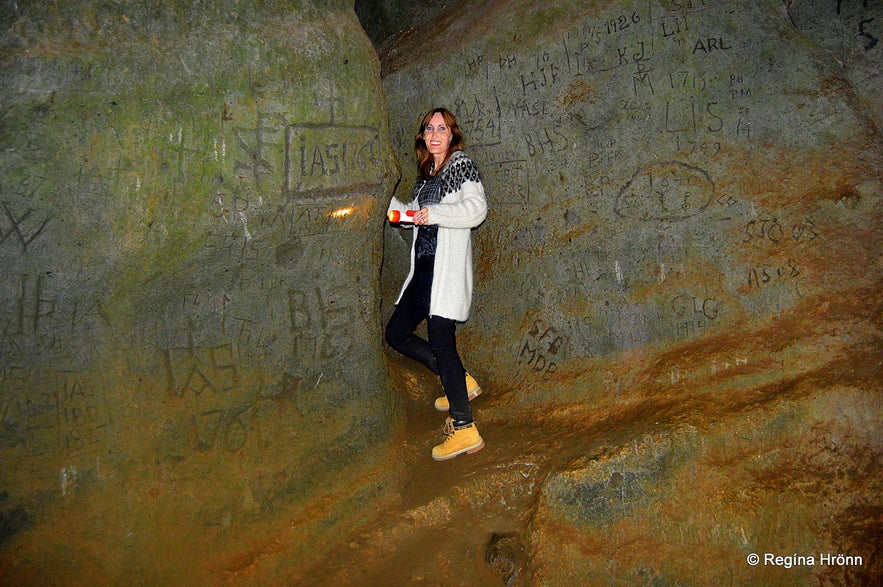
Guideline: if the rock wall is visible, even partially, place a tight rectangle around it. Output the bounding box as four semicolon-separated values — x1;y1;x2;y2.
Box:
0;0;880;583
377;0;882;583
0;1;399;583
380;0;881;373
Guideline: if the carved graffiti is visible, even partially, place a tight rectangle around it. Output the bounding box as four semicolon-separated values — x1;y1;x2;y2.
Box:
615;161;714;221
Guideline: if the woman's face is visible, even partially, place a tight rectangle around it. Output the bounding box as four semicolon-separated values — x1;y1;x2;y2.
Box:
423;112;453;160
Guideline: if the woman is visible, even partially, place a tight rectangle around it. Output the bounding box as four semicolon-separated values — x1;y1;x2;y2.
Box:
385;107;488;461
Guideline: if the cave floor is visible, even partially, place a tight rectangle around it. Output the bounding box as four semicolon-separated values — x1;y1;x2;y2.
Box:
289;361;578;586
3;303;879;586
282;304;882;586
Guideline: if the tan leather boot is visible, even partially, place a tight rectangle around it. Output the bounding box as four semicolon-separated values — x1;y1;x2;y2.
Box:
434;372;482;411
431;418;485;461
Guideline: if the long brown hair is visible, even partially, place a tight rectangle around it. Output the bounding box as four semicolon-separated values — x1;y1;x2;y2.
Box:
415;107;464;179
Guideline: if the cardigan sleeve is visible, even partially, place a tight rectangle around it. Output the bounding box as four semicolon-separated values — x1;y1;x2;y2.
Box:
426;154;488;229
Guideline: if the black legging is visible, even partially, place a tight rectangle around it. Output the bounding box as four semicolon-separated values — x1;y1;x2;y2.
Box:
385;260;472;423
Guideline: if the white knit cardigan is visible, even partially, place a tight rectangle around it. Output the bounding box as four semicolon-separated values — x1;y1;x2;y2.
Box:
387;151;488;322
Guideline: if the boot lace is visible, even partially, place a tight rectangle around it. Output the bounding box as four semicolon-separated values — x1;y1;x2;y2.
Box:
442;417;455;438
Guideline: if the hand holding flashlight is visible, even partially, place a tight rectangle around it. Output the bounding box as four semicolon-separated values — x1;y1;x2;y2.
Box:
389;208;429;225
388;209;416;223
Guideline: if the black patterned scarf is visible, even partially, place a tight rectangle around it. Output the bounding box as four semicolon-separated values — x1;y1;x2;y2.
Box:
412;169;444;260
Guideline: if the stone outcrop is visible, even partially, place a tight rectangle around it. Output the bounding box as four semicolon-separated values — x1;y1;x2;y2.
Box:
0;1;399;582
